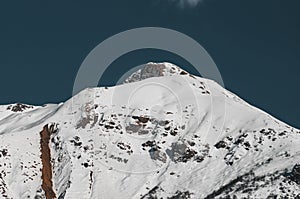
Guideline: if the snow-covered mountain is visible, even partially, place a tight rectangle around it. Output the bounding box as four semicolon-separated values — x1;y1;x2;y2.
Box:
0;62;299;199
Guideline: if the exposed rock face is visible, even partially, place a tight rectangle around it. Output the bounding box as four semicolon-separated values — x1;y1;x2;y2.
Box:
40;124;57;199
288;164;300;185
7;103;34;112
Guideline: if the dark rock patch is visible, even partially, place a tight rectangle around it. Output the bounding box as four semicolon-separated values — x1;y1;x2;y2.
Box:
214;141;227;149
7;103;33;112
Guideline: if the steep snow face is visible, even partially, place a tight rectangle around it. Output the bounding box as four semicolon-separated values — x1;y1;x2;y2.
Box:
0;63;299;199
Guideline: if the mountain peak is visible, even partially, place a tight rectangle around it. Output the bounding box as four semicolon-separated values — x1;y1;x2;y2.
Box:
0;62;299;198
123;62;191;84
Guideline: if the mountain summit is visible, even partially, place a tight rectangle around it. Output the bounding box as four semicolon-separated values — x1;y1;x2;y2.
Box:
123;62;191;83
0;62;299;198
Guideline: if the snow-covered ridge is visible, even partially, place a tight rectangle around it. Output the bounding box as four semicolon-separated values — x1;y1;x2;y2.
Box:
0;62;299;198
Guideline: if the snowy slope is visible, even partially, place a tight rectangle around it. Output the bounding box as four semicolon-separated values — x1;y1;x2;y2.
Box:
0;62;299;199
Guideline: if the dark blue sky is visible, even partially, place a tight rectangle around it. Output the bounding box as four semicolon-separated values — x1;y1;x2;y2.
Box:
0;0;299;128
